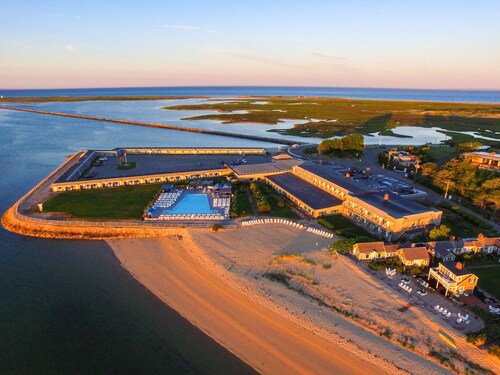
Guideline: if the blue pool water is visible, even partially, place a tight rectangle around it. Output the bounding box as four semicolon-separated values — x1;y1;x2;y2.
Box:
167;194;217;215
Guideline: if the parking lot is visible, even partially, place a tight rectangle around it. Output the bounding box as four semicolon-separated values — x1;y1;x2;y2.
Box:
364;264;483;333
79;153;271;181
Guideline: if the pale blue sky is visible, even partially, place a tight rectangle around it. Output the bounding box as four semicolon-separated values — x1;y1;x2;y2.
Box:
1;0;499;89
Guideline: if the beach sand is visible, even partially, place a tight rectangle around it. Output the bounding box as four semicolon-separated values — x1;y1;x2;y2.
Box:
108;225;499;374
108;234;388;374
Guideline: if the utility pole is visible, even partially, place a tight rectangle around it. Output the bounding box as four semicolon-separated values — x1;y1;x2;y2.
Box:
444;180;452;199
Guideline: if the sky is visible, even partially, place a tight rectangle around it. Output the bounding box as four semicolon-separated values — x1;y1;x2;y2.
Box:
1;0;499;90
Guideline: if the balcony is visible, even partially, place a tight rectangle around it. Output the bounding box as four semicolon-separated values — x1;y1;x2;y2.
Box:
428;268;456;288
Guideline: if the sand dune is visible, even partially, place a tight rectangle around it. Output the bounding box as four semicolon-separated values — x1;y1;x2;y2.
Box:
108;235;388;375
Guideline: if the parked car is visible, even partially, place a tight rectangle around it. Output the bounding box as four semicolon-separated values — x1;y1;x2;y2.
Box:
401;277;410;284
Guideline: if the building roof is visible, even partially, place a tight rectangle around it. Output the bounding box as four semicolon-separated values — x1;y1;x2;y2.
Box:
426;241;460;258
463;151;500;162
231;160;302;177
354;242;386;254
296;163;374;195
266;173;343;210
352;191;439;219
441;262;474;277
272;153;293;160
397;246;430;261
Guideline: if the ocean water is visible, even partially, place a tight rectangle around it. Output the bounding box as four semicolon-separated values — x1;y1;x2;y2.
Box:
0;86;498;373
0;109;256;374
2;86;499;103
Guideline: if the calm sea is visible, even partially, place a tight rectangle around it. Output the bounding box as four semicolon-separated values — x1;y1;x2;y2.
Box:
0;109;257;374
2;86;500;103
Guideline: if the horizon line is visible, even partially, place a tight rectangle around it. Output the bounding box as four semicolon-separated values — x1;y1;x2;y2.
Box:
1;84;500;92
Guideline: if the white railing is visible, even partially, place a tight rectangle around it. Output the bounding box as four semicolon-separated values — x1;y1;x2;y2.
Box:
241;218;334;238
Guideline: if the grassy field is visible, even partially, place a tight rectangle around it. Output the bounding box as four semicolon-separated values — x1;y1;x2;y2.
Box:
164;97;500;143
230;183;253;217
258;182;299;219
44;184;161;219
469;266;500;299
426;145;458;161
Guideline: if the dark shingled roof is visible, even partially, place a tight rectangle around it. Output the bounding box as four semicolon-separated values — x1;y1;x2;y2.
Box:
441;262;474;277
267;173;343;210
297;163;374;195
352;191;438;218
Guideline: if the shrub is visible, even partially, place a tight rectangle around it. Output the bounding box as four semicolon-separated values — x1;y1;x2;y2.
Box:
429;224;451;241
211;224;223;232
331;238;356;253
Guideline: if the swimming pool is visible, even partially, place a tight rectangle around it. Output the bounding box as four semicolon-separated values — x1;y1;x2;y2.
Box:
166;193;218;215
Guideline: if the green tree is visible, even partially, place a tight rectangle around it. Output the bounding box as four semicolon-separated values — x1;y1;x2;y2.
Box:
457;141;483;152
331;238;356;253
429;224;451;241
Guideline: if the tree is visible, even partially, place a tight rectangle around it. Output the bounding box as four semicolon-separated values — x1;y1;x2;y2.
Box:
319;133;364;154
457;141;483;152
331;238;356;253
420;162;437;176
429;225;451;241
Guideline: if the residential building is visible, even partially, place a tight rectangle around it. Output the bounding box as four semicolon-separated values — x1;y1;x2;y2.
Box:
463;151;500;172
396;246;430;267
388;150;418;169
352;242;400;260
428;262;478;296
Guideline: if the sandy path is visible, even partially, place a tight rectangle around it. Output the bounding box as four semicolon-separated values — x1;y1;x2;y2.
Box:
108;236;386;375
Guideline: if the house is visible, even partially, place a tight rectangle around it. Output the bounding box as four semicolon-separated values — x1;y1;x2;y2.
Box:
428;262;478;296
463;234;500;254
388;150;418;169
352;242;399;260
426;241;457;262
396;246;430;267
462;151;500;172
426;236;500;259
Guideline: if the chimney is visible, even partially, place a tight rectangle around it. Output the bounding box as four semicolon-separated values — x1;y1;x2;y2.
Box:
411;243;416;247
455;262;463;270
384;193;389;201
478;233;484;241
449;235;456;241
345;172;351;179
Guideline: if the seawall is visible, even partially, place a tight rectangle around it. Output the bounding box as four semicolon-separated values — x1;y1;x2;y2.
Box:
0;106;305;146
1;150;193;240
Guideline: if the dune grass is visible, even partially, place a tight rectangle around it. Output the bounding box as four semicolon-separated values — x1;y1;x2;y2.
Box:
44;184;162;220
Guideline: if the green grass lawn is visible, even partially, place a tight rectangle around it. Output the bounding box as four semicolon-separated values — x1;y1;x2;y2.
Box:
258;182;299;219
44;184;162;220
426;145;457;161
230;184;253;217
470;266;500;299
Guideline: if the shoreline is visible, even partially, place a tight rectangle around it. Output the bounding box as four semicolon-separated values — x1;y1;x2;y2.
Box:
1;92;499;105
107;233;392;375
108;229;461;375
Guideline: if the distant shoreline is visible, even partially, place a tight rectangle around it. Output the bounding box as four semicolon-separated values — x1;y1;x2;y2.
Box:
1;85;499;103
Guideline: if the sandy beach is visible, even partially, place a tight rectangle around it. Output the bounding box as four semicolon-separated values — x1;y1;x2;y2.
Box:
108;225;499;374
